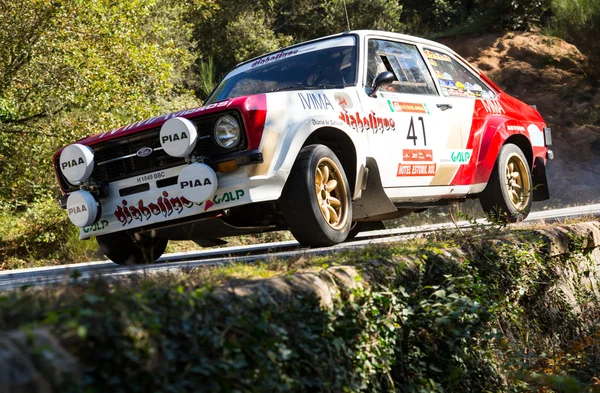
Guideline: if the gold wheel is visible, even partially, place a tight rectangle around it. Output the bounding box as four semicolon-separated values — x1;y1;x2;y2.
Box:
505;153;531;210
315;157;349;230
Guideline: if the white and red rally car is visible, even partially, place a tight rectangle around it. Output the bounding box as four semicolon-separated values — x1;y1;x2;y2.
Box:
54;30;553;264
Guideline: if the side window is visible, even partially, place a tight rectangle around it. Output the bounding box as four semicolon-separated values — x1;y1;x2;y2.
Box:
423;49;496;99
366;39;437;96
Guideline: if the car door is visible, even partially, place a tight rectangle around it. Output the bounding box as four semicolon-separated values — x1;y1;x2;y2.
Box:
354;37;461;198
421;47;500;189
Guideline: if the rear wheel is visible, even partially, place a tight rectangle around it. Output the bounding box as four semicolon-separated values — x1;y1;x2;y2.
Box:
479;143;532;222
280;144;352;247
97;232;168;265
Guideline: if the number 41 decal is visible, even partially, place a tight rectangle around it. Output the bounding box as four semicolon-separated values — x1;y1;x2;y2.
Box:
406;116;426;146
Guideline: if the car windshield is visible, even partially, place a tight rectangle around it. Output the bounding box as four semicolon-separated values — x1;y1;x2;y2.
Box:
206;36;357;104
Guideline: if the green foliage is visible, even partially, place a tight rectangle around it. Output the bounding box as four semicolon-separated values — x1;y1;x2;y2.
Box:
4;226;600;392
549;0;600;70
0;0;200;205
197;57;217;101
400;0;550;36
189;0;404;76
0;198;97;269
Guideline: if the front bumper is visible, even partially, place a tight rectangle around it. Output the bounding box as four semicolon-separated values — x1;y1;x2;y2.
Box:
60;149;266;239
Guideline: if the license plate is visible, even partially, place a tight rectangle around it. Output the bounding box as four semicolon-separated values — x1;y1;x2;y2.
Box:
136;171;166;184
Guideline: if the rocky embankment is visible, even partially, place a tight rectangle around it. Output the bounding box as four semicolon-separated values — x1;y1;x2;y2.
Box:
2;221;600;392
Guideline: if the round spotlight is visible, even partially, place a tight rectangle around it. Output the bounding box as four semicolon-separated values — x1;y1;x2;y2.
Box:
59;144;95;185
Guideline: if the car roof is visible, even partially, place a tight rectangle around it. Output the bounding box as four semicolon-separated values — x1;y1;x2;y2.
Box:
236;30;460;68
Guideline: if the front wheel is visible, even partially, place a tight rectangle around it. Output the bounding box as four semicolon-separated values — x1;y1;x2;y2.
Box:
479;143;532;222
97;232;168;265
280;144;352;247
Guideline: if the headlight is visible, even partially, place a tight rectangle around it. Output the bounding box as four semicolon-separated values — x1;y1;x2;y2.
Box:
214;115;241;149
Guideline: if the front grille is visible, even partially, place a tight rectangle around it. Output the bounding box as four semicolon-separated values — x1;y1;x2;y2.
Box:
92;130;188;183
56;111;246;192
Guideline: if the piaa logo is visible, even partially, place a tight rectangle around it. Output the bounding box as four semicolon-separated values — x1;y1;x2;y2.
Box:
61;157;85;170
162;132;189;144
180;177;213;189
68;204;88;215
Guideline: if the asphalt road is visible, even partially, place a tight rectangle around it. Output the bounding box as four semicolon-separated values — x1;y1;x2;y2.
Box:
1;203;599;291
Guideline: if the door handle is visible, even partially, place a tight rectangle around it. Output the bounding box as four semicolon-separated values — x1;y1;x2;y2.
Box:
437;103;453;111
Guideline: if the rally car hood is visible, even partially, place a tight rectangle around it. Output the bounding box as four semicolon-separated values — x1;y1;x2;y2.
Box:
55;94;268;157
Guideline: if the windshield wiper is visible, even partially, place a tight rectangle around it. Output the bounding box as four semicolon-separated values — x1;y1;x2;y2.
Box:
268;85;304;93
268;84;344;93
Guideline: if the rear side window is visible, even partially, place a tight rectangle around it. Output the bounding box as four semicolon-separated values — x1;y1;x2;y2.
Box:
367;39;437;96
423;49;496;99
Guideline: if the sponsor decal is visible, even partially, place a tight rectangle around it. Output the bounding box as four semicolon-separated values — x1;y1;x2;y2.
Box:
162;131;188;144
180;177;213;189
136;147;153;158
68;204;87;216
83;220;109;234
334;92;353;108
62;157;84;170
251;49;299;68
456;81;466;91
441;149;473;164
388;101;428;114
507;125;526;132
298;93;335;110
450;150;473;164
204;189;246;211
402;149;433;162
439;79;457;89
424;50;451;62
311;119;344;127
436;71;454;80
447;89;467;97
114;191;201;226
378;91;402;99
339;111;396;134
482;100;505;114
397;163;437;177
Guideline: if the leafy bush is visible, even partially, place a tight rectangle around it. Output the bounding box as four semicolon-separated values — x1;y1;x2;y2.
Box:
3;225;600;392
0;197;98;269
549;0;600;71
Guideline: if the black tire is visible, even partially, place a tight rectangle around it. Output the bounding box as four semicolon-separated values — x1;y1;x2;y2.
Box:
347;221;385;241
479;143;533;223
280;144;352;247
97;232;168;265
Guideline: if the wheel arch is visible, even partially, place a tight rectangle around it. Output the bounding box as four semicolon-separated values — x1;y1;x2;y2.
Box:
302;127;359;196
473;121;534;186
504;134;533;168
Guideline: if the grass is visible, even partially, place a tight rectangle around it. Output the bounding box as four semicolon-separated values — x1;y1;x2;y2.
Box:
2;220;600;392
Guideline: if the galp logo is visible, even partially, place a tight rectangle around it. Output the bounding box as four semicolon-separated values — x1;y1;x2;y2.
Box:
180;177;213;189
61;157;85;170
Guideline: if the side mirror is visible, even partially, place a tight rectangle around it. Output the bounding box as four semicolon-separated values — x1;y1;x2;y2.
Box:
370;71;395;97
